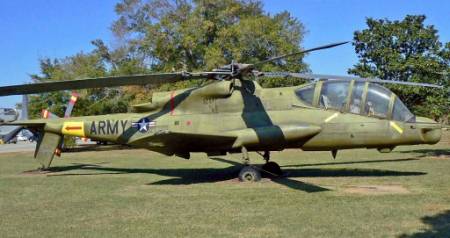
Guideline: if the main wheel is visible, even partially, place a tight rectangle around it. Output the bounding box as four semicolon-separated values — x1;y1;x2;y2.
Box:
262;161;282;176
238;166;261;182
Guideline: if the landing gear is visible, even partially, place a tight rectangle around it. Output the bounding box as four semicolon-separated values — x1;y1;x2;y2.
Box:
238;147;261;182
238;166;261;182
262;161;282;176
237;149;283;182
258;151;282;177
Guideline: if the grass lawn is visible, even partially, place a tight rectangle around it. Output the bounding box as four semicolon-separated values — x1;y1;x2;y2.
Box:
0;134;449;238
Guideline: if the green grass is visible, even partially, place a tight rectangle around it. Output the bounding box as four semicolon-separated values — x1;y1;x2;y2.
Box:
0;137;449;238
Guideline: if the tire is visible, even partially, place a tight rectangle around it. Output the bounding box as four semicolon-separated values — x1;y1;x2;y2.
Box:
262;161;282;176
238;166;261;182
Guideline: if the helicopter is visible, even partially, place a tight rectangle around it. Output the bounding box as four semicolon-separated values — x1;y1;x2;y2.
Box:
0;41;444;181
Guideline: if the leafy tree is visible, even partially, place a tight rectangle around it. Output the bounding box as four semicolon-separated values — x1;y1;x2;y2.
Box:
28;0;309;117
349;15;449;122
112;0;308;76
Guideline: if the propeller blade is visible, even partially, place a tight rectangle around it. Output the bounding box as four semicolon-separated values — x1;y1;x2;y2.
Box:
0;72;213;96
261;72;444;88
254;41;349;66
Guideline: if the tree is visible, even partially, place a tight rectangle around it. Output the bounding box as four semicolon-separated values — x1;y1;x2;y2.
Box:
112;0;308;77
28;0;309;117
349;15;449;121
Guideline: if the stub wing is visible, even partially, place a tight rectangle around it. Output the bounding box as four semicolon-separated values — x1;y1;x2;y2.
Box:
129;130;237;153
129;123;321;155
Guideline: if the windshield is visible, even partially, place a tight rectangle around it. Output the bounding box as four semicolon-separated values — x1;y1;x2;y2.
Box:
293;80;415;122
364;84;391;118
392;98;415;122
295;84;315;105
319;81;350;110
349;82;365;114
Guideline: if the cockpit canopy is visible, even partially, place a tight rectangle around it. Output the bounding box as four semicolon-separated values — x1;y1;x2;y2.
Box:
295;80;415;122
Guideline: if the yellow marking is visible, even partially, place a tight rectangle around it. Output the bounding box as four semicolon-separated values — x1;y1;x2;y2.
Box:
390;121;404;134
70;96;78;102
324;112;339;123
61;121;85;137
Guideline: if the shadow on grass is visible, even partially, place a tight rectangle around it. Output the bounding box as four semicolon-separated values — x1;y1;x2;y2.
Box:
63;145;131;153
280;168;425;177
396;149;450;158
271;178;330;192
399;210;450;238
43;160;425;193
209;157;330;192
281;158;419;168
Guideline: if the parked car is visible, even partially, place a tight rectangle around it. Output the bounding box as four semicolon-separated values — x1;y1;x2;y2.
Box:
17;135;28;141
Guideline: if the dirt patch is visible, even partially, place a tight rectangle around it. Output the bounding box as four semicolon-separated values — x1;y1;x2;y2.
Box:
429;155;450;160
424;203;450;213
344;185;410;195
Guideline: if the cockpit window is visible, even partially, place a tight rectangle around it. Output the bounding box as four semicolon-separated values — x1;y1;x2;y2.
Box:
349;82;365;114
364;84;391;118
295;84;315;106
392;98;415;122
319;81;350;110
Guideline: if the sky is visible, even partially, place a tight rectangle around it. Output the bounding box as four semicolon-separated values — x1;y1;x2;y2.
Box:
0;0;449;108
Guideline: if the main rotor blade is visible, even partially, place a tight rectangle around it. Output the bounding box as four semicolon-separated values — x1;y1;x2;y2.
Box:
261;72;444;88
0;72;211;96
254;41;349;66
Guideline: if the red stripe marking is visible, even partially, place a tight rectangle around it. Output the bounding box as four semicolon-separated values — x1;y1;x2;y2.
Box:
170;91;175;115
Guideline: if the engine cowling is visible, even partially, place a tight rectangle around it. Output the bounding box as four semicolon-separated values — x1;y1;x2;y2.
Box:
131;81;234;112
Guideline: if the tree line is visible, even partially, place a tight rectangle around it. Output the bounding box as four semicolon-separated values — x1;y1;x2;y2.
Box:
26;0;449;122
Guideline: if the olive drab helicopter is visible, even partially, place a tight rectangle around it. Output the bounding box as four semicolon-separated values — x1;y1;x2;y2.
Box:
0;42;444;182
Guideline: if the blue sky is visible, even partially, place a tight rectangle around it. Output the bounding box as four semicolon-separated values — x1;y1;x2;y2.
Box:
0;0;449;107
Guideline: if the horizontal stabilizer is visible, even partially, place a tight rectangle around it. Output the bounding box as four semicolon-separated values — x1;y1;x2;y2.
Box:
1;119;46;128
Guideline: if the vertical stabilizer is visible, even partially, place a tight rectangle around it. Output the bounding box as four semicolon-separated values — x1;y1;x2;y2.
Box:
34;132;63;169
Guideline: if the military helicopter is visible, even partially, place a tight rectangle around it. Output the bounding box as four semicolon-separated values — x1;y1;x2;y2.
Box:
0;42;444;181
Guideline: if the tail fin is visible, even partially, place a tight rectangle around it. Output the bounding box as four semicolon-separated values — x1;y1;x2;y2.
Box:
34;132;63;169
2;120;61;169
39;91;78;162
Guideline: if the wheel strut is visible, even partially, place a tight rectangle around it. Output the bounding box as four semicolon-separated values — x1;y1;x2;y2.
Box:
263;151;270;162
241;147;250;165
260;151;283;177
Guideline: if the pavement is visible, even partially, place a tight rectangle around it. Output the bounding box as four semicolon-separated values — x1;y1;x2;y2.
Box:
0;141;35;153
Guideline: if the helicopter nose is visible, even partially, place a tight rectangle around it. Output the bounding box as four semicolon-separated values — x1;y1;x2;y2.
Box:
421;128;442;144
415;117;442;144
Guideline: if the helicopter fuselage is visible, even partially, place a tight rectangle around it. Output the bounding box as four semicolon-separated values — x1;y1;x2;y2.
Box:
43;79;441;159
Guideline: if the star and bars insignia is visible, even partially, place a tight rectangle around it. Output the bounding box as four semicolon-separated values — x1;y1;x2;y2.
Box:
132;118;156;133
